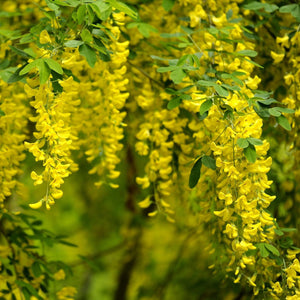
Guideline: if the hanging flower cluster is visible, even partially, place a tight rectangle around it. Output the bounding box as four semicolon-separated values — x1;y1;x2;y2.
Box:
0;41;28;208
123;0;300;297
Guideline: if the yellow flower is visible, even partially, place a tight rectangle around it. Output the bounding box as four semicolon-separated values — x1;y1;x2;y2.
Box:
271;51;285;64
246;75;261;89
39;30;52;44
56;286;77;300
29;200;43;209
276;35;289;48
138;196;151;208
223;224;238;239
148;211;158;217
54;269;66;281
136;176;150;189
30;171;43;185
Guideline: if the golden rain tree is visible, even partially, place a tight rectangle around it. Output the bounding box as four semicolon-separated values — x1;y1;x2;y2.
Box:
0;0;300;299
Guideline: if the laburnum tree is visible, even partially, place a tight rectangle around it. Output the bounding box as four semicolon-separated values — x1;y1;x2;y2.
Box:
1;0;300;299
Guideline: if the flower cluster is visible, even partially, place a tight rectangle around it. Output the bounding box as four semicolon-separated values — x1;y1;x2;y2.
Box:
0;41;28;208
125;0;300;297
24;80;78;210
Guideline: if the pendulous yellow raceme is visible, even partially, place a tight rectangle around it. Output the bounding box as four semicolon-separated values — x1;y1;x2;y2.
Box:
22;11;129;208
0;42;28;209
125;0;300;298
24;80;78;210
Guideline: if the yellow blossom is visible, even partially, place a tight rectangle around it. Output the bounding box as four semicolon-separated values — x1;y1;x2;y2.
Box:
271;51;285;64
39;30;52;44
54;269;66;281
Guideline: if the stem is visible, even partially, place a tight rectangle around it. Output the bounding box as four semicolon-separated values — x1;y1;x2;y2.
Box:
127;61;165;88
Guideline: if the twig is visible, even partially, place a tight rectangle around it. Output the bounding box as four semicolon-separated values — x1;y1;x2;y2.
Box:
70;242;126;267
127;61;165;88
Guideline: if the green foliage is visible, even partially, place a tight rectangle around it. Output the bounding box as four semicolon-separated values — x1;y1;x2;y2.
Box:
189;158;202;189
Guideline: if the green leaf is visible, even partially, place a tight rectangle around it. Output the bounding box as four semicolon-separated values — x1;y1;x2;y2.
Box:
51;0;80;7
247;138;263;146
255;243;268;258
127;22;158;38
19;60;39;75
0;29;22;39
291;5;300;19
31;262;42;278
232;71;247;76
221;73;243;86
177;54;190;66
180;94;191;100
279;237;294;248
264;4;279;13
276;115;291;131
22;288;31;300
189;158;202;189
0;109;5;117
236;50;258;57
199;111;208;120
244;58;263;68
257;98;278;105
269;107;281;117
181;25;194;35
19;59;51;84
107;0;137;19
237;138;249;148
243;2;278;13
200;99;213;115
208;27;218;35
162;0;175;11
170;68;186;84
167;97;181;110
281;227;297;233
9;46;34;59
161;32;185;38
279;4;297;14
89;2;112;21
139;23;158;38
274;107;295;114
243;144;256;163
64;40;84;47
191;54;201;67
221;83;240;91
16;280;41;299
7;67;26;83
58;240;78;247
165;88;177;94
43;8;56;19
157;66;178;72
81;28;93;43
264;244;280;256
79;44;97;67
274;229;284;236
202;156;216;170
45;0;60;13
77;5;86;24
37;61;51;84
150;55;169;61
177;85;194;93
197;80;217;87
215;85;229;97
243;2;263;10
44;58;63;74
19;33;35;44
